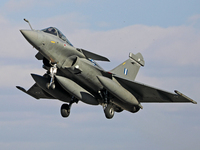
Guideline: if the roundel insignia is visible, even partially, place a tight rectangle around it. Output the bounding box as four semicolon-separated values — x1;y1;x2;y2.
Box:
64;44;67;47
124;68;128;75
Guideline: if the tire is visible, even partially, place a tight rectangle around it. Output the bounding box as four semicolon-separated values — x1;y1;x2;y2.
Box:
50;83;55;90
46;83;50;89
60;104;70;118
104;104;115;119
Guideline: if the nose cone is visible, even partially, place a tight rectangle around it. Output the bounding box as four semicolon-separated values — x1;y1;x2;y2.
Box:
20;30;40;49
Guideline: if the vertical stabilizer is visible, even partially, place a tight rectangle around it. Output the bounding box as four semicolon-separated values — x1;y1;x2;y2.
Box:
110;53;145;81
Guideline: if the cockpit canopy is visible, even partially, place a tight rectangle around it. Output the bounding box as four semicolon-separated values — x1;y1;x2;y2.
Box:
41;27;73;46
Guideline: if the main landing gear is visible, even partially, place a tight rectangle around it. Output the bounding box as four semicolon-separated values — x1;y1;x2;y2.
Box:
60;97;78;118
60;103;71;118
99;90;115;119
103;103;115;119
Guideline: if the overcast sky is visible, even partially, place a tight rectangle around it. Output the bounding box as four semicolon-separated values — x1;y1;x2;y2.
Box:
0;0;200;150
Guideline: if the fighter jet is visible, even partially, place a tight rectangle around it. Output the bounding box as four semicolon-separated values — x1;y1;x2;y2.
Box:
17;19;197;119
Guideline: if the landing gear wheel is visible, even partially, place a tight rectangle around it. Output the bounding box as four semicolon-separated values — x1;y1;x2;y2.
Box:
46;83;55;89
60;104;70;118
104;104;115;119
46;83;50;89
50;83;55;89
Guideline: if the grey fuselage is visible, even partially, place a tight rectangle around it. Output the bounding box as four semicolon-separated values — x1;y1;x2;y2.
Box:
20;27;144;114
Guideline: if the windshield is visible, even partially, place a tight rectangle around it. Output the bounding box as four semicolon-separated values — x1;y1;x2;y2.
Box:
42;27;57;36
41;27;73;46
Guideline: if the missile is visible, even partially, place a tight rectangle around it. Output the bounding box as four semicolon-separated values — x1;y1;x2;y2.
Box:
97;76;143;109
31;74;71;102
55;75;99;105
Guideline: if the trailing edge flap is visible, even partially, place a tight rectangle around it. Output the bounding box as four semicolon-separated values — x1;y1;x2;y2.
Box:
80;49;110;62
16;84;54;99
114;75;197;104
35;52;44;60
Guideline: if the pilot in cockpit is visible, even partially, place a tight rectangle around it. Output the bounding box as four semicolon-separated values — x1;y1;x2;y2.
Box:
46;27;57;36
42;27;73;46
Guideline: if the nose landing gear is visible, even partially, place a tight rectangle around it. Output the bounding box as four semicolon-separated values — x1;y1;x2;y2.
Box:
46;64;57;90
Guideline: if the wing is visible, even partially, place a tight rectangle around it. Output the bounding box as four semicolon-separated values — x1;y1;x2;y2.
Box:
16;84;54;99
114;76;197;104
78;49;110;62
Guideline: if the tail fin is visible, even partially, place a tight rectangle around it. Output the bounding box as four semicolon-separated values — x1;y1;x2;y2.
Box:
110;53;145;81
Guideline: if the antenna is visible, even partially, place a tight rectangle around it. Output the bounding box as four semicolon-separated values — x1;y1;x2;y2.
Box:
24;18;33;30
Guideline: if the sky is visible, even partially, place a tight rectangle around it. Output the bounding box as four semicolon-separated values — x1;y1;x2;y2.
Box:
0;0;200;149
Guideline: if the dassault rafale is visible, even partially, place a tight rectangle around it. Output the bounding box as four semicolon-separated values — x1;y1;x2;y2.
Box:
17;19;197;119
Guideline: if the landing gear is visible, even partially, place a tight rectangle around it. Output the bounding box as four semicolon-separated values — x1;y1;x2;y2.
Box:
46;82;55;89
60;97;78;118
61;104;70;117
104;104;115;119
99;90;115;119
46;64;57;90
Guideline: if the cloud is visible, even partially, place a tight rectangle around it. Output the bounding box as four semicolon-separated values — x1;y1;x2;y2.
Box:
0;15;9;24
69;25;200;66
96;21;111;28
0;15;36;60
0;64;44;88
188;14;200;25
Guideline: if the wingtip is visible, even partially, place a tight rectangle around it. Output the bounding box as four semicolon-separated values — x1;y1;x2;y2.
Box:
174;90;197;104
16;86;27;93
